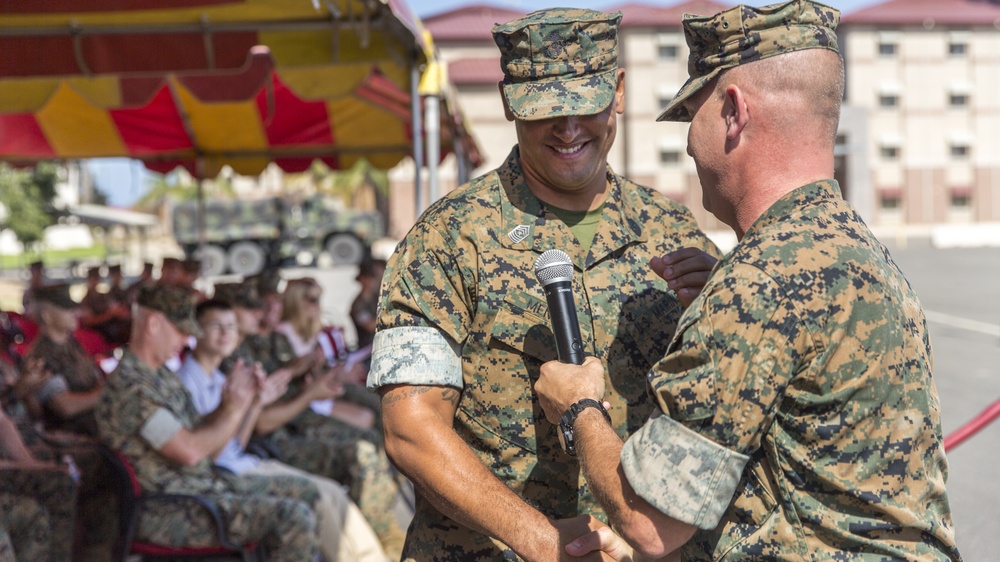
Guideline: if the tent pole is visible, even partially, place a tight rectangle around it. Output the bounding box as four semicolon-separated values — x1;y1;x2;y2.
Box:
426;94;440;205
196;159;207;268
411;50;424;217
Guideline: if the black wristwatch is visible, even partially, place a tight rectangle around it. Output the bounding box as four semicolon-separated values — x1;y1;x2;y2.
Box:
558;398;612;456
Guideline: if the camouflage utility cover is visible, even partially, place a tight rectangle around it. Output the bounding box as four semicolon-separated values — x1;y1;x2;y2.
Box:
137;285;202;336
370;147;719;559
493;8;622;121
659;0;841;122
622;180;961;560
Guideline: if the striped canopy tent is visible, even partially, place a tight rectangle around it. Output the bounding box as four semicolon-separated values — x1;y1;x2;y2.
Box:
0;0;480;178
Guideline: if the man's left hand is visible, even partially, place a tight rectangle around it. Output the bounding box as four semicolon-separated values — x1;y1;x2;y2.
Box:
650;248;718;308
536;356;606;424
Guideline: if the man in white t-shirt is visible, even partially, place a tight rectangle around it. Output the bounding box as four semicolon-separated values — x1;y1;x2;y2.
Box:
176;298;387;562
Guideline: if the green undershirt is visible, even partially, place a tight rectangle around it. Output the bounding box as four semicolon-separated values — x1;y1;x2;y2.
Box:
547;202;605;254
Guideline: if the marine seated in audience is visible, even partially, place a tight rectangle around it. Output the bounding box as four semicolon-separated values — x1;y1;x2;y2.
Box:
25;284;105;437
218;279;410;560
97;284;323;562
177;298;389;562
0;408;77;562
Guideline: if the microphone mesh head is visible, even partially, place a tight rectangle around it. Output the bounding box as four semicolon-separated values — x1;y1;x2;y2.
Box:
534;250;574;286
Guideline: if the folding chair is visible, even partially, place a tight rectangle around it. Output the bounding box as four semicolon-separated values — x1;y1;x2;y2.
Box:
98;446;262;561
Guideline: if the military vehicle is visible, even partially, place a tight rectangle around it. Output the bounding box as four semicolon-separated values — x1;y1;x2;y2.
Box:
172;196;383;276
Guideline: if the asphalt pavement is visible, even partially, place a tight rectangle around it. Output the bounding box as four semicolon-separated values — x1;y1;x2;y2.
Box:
304;237;1000;561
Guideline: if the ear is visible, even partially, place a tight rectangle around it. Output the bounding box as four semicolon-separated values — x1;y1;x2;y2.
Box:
499;81;515;122
613;68;626;114
723;84;749;140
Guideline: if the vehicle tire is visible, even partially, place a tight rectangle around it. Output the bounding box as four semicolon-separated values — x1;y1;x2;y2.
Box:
227;241;266;276
325;234;365;265
194;244;227;277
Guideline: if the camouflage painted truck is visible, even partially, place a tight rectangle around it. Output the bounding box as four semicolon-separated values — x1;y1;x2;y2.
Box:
172;196;384;276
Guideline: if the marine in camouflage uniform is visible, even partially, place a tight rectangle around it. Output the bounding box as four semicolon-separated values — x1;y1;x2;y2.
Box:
25;332;103;436
97;286;321;562
0;494;49;562
218;281;407;557
0;465;77;562
537;1;962;560
369;9;719;560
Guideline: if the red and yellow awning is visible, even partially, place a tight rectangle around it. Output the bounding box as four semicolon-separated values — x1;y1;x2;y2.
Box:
0;0;478;176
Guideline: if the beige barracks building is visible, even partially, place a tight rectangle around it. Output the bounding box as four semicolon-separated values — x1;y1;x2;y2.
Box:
392;0;1000;236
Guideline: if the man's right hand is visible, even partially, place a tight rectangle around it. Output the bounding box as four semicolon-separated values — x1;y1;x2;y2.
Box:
304;365;346;401
221;359;256;411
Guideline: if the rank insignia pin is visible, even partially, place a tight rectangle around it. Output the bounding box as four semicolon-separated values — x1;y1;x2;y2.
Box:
507;224;530;244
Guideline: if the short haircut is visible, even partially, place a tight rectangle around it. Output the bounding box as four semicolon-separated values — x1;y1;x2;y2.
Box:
195;298;233;322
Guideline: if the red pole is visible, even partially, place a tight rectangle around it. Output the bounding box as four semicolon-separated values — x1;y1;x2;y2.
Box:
943;398;1000;452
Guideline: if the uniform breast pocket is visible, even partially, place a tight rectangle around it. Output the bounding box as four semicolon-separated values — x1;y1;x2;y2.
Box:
488;296;557;364
622;295;683;368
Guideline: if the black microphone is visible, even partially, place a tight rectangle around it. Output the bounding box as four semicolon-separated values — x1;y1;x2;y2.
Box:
534;249;584;365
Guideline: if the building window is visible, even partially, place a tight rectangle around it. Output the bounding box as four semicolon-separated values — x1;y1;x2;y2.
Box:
879;94;899;108
880;146;899;160
878;42;897;56
659;150;681;165
658;45;678;60
949;93;969;107
950;188;972;208
657;33;681;61
880;191;902;209
949;42;967;56
950;144;970;158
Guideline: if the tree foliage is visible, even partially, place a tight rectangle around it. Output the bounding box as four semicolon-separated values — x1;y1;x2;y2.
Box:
0;163;60;246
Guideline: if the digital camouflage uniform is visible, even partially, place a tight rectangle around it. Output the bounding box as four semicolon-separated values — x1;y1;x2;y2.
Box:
0;465;77;562
0;494;48;562
98;285;321;562
226;328;407;557
622;180;961;560
370;143;718;559
618;3;961;559
25;334;102;436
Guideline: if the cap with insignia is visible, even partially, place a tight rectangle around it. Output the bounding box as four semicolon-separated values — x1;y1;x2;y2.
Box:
493;8;622;121
213;282;264;310
33;284;78;309
248;270;283;297
658;0;840;122
136;285;202;336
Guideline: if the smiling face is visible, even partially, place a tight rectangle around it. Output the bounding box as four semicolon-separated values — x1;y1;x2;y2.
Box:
505;69;626;210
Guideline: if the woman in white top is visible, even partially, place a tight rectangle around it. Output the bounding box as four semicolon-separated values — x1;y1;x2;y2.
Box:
276;278;374;430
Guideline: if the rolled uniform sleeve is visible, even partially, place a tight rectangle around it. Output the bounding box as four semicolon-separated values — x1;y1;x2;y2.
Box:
621;263;805;529
140;407;184;449
368;327;463;390
369;222;472;391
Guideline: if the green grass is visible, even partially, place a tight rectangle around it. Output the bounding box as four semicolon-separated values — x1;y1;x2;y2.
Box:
0;245;109;270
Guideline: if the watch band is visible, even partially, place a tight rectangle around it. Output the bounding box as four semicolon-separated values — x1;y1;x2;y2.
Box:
558;398;612;456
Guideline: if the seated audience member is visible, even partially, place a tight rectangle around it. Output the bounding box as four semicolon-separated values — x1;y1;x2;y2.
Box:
279;277;374;430
177;298;388;562
106;264;128;307
157;257;183;287
1;356;117;562
125;262;154;306
26;285;105;437
21;260;45;318
96;285;322;561
0;408;77;562
218;280;409;559
79;267;130;346
350;257;385;352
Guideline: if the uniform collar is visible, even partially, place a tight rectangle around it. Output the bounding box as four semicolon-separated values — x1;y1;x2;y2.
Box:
743;179;843;239
498;146;644;270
